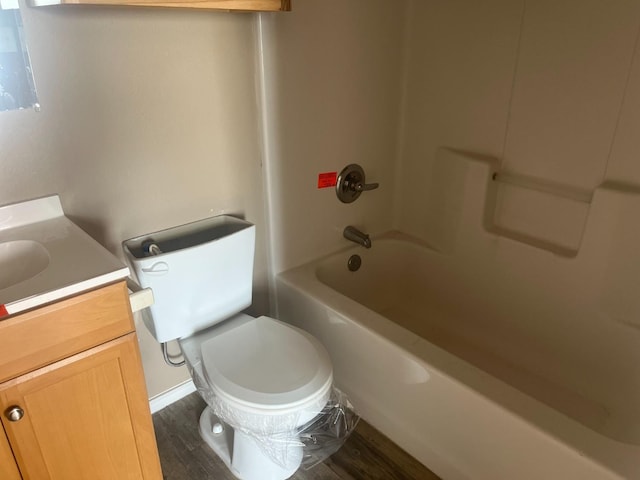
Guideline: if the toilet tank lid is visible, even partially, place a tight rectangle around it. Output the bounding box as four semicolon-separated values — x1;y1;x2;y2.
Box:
201;316;333;411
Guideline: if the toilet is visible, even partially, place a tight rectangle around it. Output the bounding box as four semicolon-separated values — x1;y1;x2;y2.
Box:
123;216;333;480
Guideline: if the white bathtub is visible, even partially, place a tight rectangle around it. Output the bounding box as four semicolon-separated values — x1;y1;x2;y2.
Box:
276;233;640;480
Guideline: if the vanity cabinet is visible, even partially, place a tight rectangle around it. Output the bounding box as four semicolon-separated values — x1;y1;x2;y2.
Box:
0;427;21;480
0;282;162;480
31;0;290;11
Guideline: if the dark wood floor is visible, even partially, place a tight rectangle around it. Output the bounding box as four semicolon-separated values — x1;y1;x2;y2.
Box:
153;392;440;480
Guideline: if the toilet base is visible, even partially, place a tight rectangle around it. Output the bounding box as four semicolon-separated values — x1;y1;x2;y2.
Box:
198;407;302;480
199;407;237;476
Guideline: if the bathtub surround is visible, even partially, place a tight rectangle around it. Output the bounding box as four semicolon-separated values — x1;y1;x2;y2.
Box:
279;151;640;474
500;0;640;189
398;0;640;252
263;0;640;479
272;150;640;480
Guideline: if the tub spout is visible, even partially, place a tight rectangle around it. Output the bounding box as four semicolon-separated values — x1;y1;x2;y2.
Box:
343;226;372;249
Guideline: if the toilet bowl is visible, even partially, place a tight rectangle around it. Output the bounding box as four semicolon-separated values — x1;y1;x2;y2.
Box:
123;215;336;480
180;313;333;480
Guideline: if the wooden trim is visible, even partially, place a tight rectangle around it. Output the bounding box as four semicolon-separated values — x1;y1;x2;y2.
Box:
57;0;290;10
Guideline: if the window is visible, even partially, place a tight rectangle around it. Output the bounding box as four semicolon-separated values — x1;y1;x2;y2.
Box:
0;1;38;111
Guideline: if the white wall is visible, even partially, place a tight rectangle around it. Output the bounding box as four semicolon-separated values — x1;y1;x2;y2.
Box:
261;0;407;274
0;5;269;398
397;0;640;250
396;0;523;241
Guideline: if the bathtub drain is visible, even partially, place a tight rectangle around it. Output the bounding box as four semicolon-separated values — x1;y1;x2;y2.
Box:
348;254;362;272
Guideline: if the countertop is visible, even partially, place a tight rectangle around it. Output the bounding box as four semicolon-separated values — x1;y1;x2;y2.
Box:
0;195;130;318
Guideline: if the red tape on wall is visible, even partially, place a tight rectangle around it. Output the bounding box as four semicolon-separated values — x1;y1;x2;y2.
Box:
318;172;337;189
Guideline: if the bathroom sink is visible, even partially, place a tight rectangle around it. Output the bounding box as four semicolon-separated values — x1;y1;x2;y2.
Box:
0;195;129;317
0;240;50;290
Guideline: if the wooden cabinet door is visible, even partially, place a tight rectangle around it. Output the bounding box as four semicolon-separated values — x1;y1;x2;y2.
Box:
0;425;21;480
0;333;162;480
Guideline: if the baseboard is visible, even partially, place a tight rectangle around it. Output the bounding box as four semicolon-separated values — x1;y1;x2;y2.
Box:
149;379;197;414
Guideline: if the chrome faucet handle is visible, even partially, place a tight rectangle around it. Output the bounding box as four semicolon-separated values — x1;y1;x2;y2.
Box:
354;181;379;192
336;164;380;203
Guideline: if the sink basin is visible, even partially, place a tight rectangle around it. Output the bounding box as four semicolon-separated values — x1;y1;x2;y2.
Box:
0;240;50;290
0;195;130;317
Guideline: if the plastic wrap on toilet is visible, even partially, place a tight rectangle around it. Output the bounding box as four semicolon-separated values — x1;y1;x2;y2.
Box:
297;387;360;470
185;356;360;471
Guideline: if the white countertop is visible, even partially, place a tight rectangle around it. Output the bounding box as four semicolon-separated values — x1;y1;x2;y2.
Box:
0;195;130;318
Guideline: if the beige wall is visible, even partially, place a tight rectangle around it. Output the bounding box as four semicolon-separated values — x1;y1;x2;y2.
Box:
261;0;407;274
0;5;268;398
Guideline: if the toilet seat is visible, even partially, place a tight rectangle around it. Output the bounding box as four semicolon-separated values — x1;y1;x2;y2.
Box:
198;315;333;415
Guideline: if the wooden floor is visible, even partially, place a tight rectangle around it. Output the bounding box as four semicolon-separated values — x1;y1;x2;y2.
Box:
153;392;440;480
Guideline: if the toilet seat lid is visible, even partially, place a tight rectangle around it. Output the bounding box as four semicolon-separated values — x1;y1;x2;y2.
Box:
201;316;332;411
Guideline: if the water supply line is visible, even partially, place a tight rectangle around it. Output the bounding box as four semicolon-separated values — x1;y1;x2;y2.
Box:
162;342;185;368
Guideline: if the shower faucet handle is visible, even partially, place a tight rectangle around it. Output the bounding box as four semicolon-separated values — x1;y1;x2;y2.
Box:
354;181;379;192
336;164;379;203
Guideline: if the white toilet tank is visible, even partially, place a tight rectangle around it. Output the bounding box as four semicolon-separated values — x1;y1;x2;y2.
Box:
123;215;255;343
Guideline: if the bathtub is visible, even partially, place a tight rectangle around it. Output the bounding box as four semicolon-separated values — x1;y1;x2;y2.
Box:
276;233;640;480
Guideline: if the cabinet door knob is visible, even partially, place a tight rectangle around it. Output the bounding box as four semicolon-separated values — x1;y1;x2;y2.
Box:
5;406;24;422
